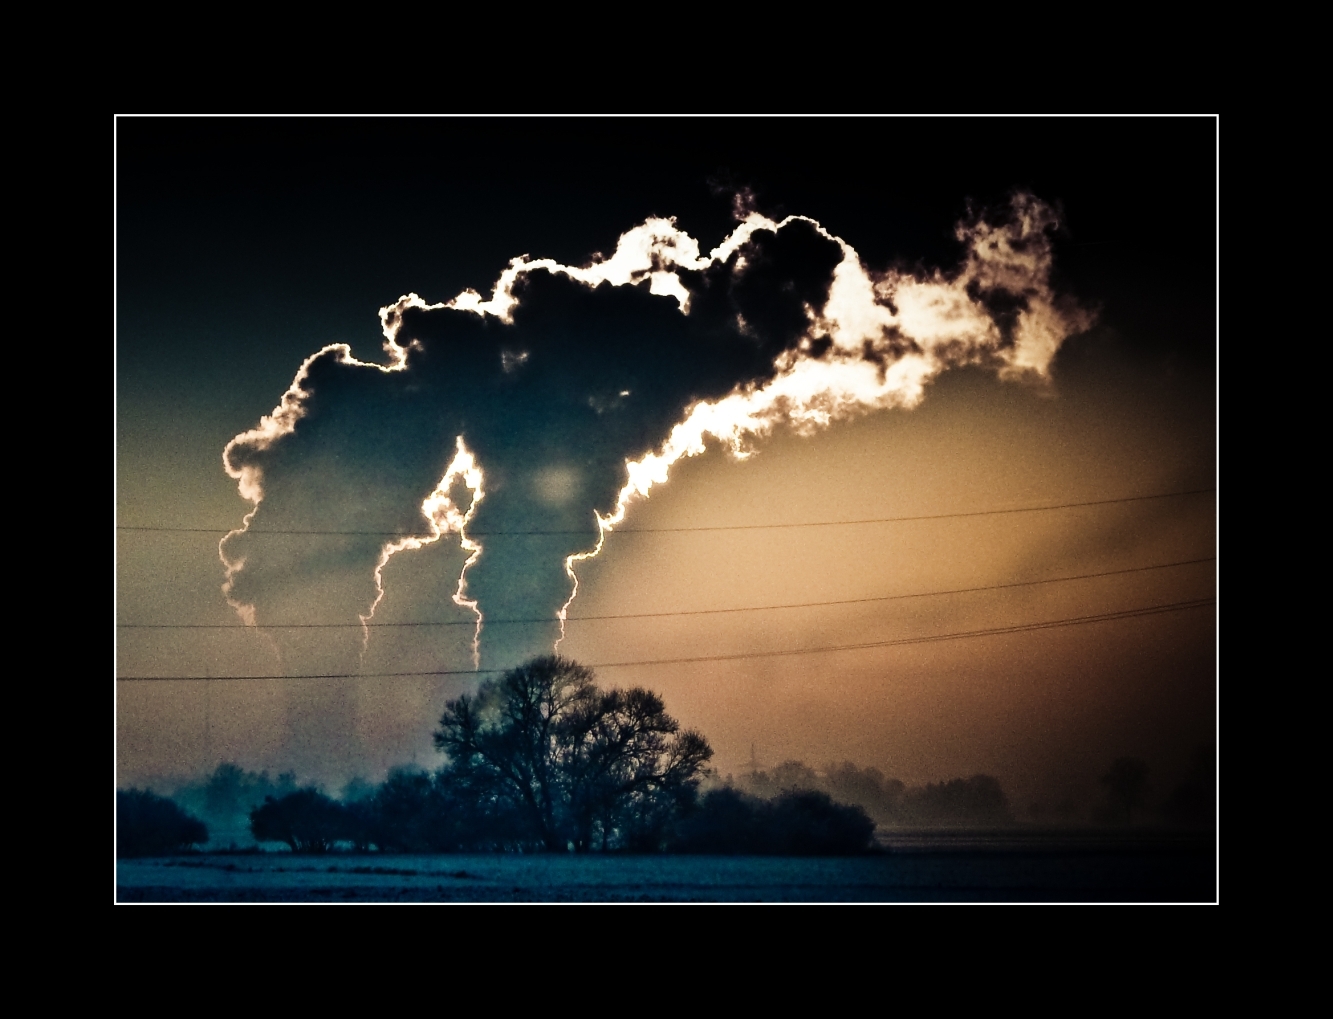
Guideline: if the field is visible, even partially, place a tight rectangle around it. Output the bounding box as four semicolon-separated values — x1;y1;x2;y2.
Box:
117;831;1215;903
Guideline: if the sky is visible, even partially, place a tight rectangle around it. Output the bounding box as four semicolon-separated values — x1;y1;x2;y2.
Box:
115;117;1217;813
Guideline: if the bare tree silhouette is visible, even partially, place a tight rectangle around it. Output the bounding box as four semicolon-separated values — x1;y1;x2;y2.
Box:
434;656;713;851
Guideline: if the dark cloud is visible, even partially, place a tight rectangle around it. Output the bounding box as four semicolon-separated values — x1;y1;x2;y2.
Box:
222;218;849;666
220;196;1089;673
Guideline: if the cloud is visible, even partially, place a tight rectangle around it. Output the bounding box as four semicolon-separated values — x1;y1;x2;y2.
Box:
219;194;1093;670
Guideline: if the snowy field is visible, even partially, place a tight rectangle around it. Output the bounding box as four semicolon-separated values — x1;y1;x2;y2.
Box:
118;836;1215;902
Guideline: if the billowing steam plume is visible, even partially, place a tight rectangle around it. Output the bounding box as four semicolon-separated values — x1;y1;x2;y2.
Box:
220;193;1092;669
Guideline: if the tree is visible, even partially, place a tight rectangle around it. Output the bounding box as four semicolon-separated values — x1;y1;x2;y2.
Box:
171;763;300;845
906;774;1012;826
117;789;209;857
433;655;713;852
743;760;819;799
249;789;351;852
823;762;906;822
363;768;453;852
1100;757;1150;825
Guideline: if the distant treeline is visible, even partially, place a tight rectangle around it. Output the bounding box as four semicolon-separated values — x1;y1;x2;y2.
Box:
116;657;1215;857
737;761;1012;827
735;748;1214;831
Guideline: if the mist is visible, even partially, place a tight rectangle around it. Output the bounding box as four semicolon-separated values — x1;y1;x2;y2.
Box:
117;119;1215;805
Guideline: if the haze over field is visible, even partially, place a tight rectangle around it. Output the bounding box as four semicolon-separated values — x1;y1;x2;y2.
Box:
117;119;1216;815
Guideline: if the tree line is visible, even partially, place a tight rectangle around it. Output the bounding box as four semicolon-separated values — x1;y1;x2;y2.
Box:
737;761;1013;827
117;656;1215;857
736;751;1214;830
118;656;876;857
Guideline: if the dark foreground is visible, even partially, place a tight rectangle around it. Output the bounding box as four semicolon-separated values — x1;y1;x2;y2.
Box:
117;831;1215;903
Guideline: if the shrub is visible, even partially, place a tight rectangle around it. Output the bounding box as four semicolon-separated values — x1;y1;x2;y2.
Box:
673;787;876;855
117;789;209;857
249;789;350;852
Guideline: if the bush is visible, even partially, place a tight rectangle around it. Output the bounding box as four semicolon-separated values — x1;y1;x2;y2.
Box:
249;789;350;852
673;787;876;855
672;787;765;853
766;790;878;855
117;789;209;857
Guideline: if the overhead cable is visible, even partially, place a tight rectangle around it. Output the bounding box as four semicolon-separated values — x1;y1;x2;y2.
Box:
116;597;1214;681
116;487;1216;538
117;556;1216;629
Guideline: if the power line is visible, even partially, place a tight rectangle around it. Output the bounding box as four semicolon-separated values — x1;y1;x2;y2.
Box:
117;556;1216;630
115;487;1216;538
116;596;1214;681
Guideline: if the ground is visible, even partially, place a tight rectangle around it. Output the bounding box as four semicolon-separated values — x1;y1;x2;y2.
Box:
116;832;1215;903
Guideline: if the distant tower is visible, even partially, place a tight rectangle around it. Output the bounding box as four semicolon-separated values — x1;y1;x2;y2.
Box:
748;743;760;775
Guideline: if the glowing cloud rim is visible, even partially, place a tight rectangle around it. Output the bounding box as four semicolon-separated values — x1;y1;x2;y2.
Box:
359;437;486;667
221;195;1093;659
392;197;1093;647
